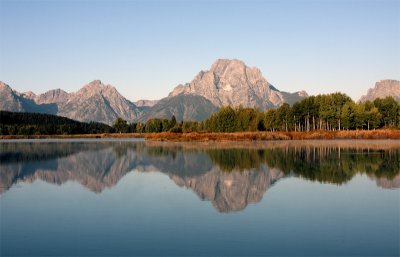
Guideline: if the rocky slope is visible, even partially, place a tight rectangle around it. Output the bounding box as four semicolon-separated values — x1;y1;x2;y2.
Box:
58;80;140;124
359;79;400;102
134;99;159;108
0;81;58;114
168;59;307;109
34;88;70;104
0;81;25;112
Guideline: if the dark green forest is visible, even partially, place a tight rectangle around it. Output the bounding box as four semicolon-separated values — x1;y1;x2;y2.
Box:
0;111;112;135
206;146;400;184
118;94;400;133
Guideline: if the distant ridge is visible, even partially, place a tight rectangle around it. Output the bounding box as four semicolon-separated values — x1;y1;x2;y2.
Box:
0;80;140;125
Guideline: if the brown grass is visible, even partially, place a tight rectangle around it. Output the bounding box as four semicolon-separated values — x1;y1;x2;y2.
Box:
145;129;400;142
144;139;400;151
1;129;399;141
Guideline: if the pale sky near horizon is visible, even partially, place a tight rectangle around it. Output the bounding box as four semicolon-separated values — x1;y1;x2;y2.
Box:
1;0;399;102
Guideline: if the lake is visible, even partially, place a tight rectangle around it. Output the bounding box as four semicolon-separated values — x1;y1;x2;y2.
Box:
0;139;399;256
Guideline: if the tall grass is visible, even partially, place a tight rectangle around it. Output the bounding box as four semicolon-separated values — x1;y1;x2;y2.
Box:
1;130;399;141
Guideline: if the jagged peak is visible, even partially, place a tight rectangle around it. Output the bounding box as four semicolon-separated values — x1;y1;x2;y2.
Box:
42;88;68;94
209;59;264;84
210;58;246;74
83;79;104;89
211;58;245;68
78;80;118;95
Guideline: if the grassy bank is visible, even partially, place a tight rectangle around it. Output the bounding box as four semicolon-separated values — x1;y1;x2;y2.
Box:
144;130;400;141
1;129;399;141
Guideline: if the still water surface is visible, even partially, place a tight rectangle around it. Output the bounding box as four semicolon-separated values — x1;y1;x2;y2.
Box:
1;139;399;256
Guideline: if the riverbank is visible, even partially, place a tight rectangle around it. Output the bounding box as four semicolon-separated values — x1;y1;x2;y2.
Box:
144;130;400;141
1;129;399;141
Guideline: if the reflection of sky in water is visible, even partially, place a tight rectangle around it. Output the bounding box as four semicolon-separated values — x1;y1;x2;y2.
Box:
2;172;399;256
1;140;399;256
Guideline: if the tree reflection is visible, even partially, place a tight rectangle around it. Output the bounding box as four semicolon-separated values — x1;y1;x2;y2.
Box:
206;147;399;184
1;140;399;212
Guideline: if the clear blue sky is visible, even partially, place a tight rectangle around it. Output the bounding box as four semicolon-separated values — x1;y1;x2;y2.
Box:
1;0;399;101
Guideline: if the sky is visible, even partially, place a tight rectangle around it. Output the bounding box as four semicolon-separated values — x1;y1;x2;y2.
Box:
0;0;399;102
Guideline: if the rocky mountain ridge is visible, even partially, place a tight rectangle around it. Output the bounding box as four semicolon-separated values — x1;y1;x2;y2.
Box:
0;80;141;125
169;59;307;109
359;79;400;102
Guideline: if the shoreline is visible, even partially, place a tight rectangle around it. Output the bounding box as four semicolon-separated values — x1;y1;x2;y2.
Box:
0;130;399;141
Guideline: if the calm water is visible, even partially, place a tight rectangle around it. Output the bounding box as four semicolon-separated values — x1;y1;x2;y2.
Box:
0;139;399;257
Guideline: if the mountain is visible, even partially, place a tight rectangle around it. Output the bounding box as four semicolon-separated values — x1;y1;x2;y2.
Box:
0;80;140;125
138;94;218;121
34;88;70;104
57;80;140;125
0;81;25;112
168;59;308;109
0;81;58;114
359;79;400;102
136;59;308;121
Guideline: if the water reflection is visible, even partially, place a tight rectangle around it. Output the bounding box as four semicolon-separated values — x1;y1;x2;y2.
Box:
1;140;399;212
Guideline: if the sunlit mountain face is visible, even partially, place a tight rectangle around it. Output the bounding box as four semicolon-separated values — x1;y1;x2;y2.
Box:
1;140;399;212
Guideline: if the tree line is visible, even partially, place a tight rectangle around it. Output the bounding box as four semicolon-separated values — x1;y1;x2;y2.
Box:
206;147;399;183
115;94;399;133
0;111;113;135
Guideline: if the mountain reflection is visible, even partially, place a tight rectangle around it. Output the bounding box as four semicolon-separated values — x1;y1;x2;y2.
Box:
1;140;399;212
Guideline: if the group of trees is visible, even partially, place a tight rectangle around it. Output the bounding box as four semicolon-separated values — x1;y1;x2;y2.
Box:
260;93;399;132
206;146;400;183
0;111;113;135
112;116;180;133
116;94;399;133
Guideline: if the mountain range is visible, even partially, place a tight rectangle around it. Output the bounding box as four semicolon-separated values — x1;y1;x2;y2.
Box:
1;59;399;125
0;80;140;125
